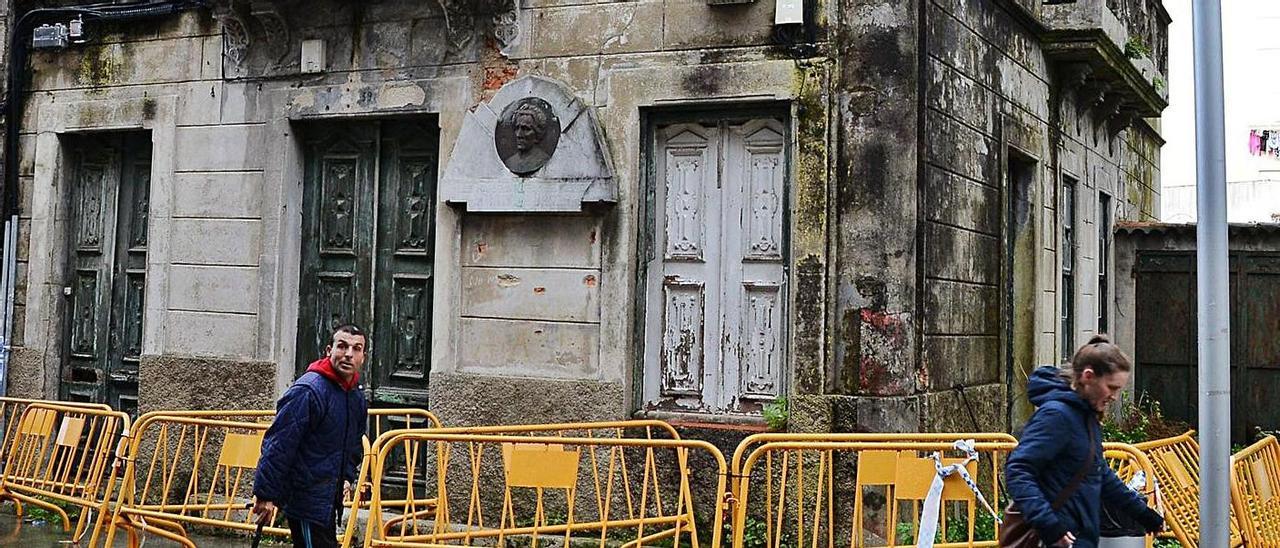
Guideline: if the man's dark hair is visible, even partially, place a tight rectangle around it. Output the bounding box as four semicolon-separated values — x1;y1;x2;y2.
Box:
332;324;365;340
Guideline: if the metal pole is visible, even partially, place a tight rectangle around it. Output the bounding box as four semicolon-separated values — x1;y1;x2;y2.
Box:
1191;0;1231;545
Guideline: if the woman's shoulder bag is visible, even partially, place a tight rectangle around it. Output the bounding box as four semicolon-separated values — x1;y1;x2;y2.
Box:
999;422;1097;547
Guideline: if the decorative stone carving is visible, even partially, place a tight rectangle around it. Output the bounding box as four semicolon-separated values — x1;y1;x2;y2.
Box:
219;12;249;68
495;98;560;175
214;0;292;74
491;2;521;55
440;76;617;213
250;2;291;72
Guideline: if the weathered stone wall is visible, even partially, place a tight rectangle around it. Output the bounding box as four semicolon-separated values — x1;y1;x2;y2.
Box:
828;0;921;433
3;0;1165;437
7;1;838;429
920;0;1164;431
138;356;276;414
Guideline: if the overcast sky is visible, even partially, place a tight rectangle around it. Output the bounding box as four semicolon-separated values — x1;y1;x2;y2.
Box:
1161;0;1280;188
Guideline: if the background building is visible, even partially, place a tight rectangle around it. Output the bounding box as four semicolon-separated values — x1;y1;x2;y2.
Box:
1161;0;1280;223
0;0;1169;434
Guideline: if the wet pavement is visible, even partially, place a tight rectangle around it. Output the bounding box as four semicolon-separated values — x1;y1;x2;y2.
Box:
0;511;264;547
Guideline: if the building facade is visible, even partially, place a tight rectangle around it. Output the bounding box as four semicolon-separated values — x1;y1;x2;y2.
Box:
2;0;1168;433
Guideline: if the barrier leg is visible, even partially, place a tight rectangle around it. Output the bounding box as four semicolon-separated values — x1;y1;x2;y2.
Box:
136;521;198;548
8;491;72;532
146;516;189;537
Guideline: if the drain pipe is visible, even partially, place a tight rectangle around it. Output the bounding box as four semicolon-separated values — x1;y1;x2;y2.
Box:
0;1;210;395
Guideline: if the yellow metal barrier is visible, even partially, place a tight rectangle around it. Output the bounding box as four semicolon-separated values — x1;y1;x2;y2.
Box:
729;433;1017;548
1102;442;1164;548
0;401;131;543
362;429;725;548
733;440;1014;548
1135;430;1245;547
368;408;442;438
1229;435;1280;546
344;420;682;548
94;408;441;547
341;408;444;547
93;410;277;548
729;433;1017;503
0;397;111;466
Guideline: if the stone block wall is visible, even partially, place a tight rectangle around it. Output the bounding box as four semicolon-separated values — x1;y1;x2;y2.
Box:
921;0;1164;431
0;0;1165;436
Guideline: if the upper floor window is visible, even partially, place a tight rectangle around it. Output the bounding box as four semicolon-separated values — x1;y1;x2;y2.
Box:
1062;177;1077;361
1098;192;1113;334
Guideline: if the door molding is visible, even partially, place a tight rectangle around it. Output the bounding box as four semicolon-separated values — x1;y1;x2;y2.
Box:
25;97;177;400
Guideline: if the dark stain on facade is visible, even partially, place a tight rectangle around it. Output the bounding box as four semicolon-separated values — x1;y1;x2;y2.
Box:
680;65;723;97
793;254;824;395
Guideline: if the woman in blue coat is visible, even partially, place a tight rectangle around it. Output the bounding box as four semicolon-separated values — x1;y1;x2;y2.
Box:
1005;335;1165;547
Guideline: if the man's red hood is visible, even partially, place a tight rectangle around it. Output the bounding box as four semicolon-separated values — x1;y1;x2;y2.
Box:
307;357;359;391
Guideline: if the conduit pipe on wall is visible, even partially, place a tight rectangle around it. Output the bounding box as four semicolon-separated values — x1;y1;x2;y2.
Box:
0;0;209;395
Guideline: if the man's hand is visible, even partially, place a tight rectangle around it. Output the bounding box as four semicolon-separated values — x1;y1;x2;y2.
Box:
251;499;276;525
1053;531;1076;547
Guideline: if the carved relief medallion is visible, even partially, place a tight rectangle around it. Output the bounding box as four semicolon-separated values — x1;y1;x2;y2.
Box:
495;97;560;175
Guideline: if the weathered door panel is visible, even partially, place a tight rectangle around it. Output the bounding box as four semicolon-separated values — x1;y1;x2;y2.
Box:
62;132;150;414
644;123;722;412
721;119;786;412
1134;251;1280;443
371;121;437;406
64;142;121;404
298;125;377;366
1243;255;1280;438
298;120;438;407
643;115;788;415
106;137;151;416
1133;253;1197;425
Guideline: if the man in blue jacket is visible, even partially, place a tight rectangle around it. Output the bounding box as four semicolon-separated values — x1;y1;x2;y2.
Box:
253;325;369;548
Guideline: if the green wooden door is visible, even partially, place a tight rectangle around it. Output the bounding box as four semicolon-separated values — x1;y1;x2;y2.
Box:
63;132;151;415
298;120;437;407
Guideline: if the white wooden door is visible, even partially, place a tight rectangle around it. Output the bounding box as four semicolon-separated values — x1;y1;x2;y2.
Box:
643;118;787;414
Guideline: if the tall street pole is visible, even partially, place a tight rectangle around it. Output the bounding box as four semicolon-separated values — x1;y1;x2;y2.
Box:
1191;0;1230;545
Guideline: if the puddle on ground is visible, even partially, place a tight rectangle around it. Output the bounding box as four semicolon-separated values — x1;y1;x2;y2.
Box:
0;511;274;547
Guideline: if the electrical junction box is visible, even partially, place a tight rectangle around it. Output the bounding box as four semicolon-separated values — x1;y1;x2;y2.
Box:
775;0;803;24
32;24;69;49
301;39;326;74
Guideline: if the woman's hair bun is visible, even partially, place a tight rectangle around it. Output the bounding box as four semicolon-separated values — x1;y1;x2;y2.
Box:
1087;333;1112;345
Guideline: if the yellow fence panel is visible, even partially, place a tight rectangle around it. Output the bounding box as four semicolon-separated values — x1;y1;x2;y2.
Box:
94;408;442;548
343;408;444;547
362;429;725;548
733;440;1014;548
343;419;682;547
729;433;1016;504
93;411;277;548
1230;435;1280;546
368;408;442;439
0;397;111;467
0;402;130;543
1102;442;1164;548
1135;430;1245;547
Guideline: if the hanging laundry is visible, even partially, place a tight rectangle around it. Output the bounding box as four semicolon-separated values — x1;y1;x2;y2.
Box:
1250;130;1263;155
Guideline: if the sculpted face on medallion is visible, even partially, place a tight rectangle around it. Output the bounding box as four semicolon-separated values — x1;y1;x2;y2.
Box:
495;97;560;176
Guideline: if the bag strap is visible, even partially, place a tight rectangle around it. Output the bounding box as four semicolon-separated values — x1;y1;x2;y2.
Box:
1050;419;1097;510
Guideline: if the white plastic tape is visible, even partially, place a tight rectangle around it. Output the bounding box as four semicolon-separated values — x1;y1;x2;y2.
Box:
916;440;1002;548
